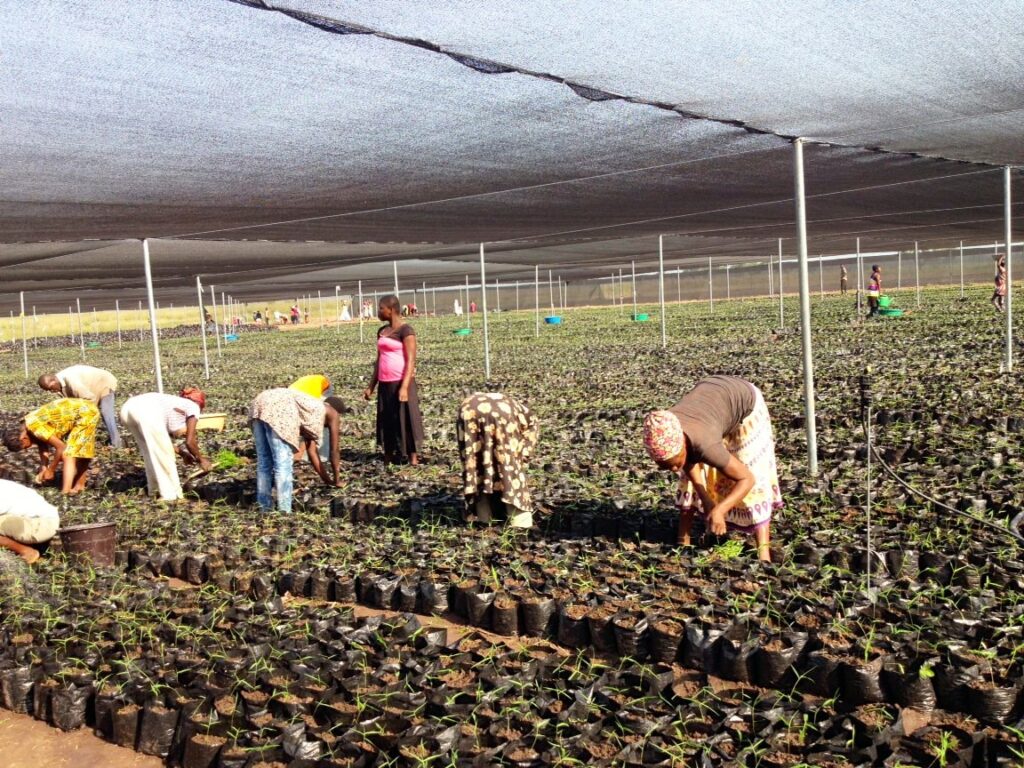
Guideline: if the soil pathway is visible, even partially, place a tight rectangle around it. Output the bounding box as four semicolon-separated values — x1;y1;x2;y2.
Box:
0;711;162;768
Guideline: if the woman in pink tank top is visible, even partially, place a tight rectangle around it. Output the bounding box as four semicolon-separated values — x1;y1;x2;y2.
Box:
363;295;425;464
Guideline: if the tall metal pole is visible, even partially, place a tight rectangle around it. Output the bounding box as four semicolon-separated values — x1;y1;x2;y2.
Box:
115;299;122;348
19;292;28;378
138;300;143;342
358;281;364;343
480;244;491;381
768;254;774;297
31;307;36;349
1005;166;1014;373
534;265;540;337
464;277;470;328
914;241;921;309
631;261;637;318
335;286;340;332
197;277;210;381
726;265;731;300
142;239;164;393
220;292;227;345
676;267;682;303
818;256;824;297
618;268;624;313
549;270;555;314
658;235;667;348
793;138;818;477
959;241;965;299
708;258;714;312
318;289;324;329
778;239;784;328
76;298;85;360
856;238;863;320
209;286;222;358
897;250;902;289
515;280;520;312
393;261;399;299
495;279;501;313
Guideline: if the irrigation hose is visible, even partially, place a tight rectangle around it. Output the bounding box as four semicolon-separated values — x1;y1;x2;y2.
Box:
861;412;1024;543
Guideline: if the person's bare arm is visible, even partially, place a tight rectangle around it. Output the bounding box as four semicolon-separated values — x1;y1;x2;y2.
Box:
181;417;212;471
306;438;333;485
37;435;66;483
398;333;417;402
707;455;756;535
685;464;716;513
364;356;380;401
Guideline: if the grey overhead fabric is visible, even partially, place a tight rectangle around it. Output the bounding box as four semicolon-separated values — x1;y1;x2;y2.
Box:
1;0;1022;311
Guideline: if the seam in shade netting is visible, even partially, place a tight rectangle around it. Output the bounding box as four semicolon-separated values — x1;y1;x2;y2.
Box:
230;1;1020;165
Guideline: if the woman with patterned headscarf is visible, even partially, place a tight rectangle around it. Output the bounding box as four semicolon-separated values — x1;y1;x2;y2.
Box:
643;376;782;561
457;393;538;528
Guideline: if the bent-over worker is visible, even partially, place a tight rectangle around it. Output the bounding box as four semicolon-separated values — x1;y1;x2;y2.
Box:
39;365;121;448
249;388;344;513
0;479;60;565
3;398;99;495
457;393;538;528
643;375;783;561
120;388;211;501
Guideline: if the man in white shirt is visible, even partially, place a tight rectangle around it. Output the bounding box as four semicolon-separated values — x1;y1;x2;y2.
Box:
39;365;121;448
0;479;60;565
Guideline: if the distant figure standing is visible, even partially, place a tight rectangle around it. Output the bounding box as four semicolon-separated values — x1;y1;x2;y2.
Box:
840;265;848;295
454;299;463;316
340;303;352;322
290;305;300;324
364;295;425;465
469;300;478;314
867;265;882;317
38;365;121;448
254;310;262;324
993;255;1007;312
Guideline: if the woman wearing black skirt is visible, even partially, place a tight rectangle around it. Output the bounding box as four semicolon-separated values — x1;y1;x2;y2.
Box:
363;295;425;464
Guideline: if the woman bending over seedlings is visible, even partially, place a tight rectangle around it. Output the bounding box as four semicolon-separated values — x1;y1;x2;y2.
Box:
120;387;211;502
0;479;60;564
643;375;783;561
3;397;99;494
457;392;538;528
249;388;344;513
363;294;425;465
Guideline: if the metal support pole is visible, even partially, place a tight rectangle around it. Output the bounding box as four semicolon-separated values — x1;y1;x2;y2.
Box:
676;267;681;303
142;239;164;393
535;265;540;337
116;299;122;348
631;261;637;318
768;254;774;297
31;307;36;349
1005;166;1014;372
914;241;921;309
358;281;364;343
76;298;85;360
209;286;222;358
318;289;324;329
393;261;399;299
464;278;470;328
778;239;784;328
221;292;227;345
959;241;965;299
793;138;818;476
726;265;731;300
19;291;28;378
708;258;714;312
197;277;210;381
138;301;143;342
897;251;902;289
818;256;824;297
515;280;520;312
658;235;667;349
856;238;863;320
335;286;340;332
618;268;624;312
480;244;491;381
495;279;501;313
549;270;555;314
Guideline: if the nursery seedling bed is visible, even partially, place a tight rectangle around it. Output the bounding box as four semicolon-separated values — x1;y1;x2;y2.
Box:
2;288;1024;763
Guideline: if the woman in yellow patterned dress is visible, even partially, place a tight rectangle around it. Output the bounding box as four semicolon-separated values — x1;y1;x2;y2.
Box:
643;376;782;561
3;398;100;494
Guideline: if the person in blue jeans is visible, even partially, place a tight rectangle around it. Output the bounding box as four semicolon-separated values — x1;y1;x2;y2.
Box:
249;388;344;512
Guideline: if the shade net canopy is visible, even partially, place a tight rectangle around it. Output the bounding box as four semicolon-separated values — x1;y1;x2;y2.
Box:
1;0;1022;311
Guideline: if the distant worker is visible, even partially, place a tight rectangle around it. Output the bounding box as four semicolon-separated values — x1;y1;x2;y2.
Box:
119;387;211;502
458;393;538;528
38;364;121;448
340;303;352;322
840;265;848;295
3;398;99;495
249;388;344;512
290;305;300;324
254;310;263;324
454;298;463;317
993;255;1007;312
867;265;882;317
0;479;60;565
644;376;783;562
364;295;424;465
469;300;477;314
